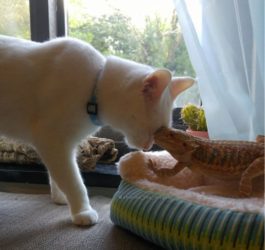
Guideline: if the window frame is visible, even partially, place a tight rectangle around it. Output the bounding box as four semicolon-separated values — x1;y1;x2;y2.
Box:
29;0;66;42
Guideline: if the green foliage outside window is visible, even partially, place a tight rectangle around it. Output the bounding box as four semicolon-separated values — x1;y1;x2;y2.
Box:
69;9;195;77
0;0;199;106
0;0;30;39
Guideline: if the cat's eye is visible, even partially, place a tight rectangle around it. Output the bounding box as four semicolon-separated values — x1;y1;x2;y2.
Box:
169;132;175;138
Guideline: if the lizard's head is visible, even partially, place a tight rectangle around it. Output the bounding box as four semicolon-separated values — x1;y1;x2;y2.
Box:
154;127;198;156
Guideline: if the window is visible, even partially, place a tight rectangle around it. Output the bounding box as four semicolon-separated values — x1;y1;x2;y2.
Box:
0;0;200;106
67;0;200;107
0;0;30;39
0;0;199;186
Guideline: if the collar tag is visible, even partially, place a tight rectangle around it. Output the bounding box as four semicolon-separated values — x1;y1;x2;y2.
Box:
87;97;103;127
87;68;104;127
87;102;98;115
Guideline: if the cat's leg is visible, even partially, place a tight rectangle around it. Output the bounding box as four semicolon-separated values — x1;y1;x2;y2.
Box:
37;143;98;226
49;175;67;205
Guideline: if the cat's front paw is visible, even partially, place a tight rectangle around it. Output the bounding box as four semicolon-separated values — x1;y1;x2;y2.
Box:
72;208;99;226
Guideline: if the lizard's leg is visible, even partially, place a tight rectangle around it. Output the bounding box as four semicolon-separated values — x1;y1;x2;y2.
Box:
239;157;264;196
148;159;187;177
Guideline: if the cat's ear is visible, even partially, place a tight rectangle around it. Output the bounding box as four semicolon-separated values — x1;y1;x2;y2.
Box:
170;77;195;100
142;69;171;101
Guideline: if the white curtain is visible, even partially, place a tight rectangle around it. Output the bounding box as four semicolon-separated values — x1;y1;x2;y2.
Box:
174;0;264;140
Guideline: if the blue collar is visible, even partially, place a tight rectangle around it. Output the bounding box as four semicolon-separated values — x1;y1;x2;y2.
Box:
87;87;103;126
87;70;104;126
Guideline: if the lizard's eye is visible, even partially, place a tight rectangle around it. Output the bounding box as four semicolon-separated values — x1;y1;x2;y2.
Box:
182;142;187;147
169;132;174;137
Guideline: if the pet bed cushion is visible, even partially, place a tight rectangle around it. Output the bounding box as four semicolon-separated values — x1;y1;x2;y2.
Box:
110;151;264;250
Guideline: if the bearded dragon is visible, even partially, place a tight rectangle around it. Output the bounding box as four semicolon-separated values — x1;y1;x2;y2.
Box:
150;127;264;196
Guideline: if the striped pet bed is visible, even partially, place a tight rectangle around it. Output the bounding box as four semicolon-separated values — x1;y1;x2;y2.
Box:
110;181;264;250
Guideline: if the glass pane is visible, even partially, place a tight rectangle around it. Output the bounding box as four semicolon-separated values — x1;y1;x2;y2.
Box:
67;0;200;106
0;0;30;39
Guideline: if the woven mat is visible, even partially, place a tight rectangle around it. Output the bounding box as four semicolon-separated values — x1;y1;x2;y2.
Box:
0;136;118;171
0;189;161;250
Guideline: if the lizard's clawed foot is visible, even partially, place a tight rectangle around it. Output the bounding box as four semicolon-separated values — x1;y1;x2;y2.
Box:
147;158;167;176
147;158;180;177
148;159;163;176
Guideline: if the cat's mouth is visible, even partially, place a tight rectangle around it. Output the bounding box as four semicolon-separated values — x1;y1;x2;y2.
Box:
125;136;154;151
142;138;154;151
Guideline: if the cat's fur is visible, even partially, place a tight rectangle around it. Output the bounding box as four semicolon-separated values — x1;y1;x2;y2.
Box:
0;35;194;226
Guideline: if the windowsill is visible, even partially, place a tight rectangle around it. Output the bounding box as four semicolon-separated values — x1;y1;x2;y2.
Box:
0;163;121;188
0;181;117;197
0;108;185;188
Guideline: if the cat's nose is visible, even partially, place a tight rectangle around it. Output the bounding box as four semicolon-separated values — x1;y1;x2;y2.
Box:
143;139;154;151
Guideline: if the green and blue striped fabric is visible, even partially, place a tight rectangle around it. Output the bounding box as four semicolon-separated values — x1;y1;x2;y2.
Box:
110;181;264;250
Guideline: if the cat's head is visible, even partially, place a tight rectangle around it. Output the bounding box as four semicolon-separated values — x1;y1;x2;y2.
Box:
98;56;195;150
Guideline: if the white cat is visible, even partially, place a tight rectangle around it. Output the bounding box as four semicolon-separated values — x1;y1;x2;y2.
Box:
0;35;194;226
